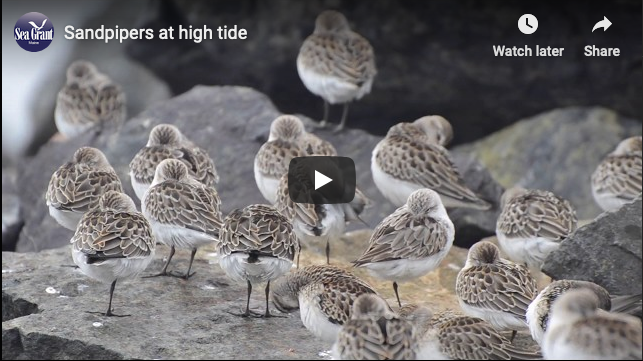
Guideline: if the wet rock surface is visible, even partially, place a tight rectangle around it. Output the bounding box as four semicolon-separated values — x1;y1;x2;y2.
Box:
2;233;538;359
2;247;324;360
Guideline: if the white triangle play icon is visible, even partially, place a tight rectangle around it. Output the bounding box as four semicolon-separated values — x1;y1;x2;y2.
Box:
314;170;332;190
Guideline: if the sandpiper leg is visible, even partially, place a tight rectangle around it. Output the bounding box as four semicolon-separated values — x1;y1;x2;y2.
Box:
312;100;330;128
106;280;117;316
230;280;254;317
264;281;271;317
144;246;176;278
245;280;253;316
262;281;285;318
87;280;129;317
334;103;350;132
170;248;197;279
393;281;402;307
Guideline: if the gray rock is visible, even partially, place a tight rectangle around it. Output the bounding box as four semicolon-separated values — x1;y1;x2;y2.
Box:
454;107;642;219
448;154;504;244
542;198;642;295
1;248;325;359
126;0;642;141
2;238;539;360
15;85;499;252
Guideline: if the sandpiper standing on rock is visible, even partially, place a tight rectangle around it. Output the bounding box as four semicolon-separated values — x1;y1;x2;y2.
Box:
274;172;345;265
527;279;642;346
71;191;155;317
218;204;299;317
543;288;642;360
399;306;542;360
297;10;377;132
353;188;454;307
254;115;307;204
142;159;223;279
300;129;371;223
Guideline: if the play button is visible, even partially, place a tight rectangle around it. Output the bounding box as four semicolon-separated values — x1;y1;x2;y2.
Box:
314;171;332;190
288;156;356;204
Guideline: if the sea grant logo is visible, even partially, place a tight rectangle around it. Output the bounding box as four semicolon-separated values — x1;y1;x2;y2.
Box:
14;12;54;52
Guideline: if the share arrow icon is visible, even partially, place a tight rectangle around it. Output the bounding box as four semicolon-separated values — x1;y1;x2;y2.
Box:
592;16;612;32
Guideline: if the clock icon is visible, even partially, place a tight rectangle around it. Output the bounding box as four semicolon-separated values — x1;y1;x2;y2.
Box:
518;14;538;34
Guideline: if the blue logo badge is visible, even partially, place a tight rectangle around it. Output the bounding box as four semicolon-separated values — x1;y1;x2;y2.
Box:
14;12;54;52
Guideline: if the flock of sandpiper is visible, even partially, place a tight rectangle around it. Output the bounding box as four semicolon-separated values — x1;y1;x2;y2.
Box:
43;9;642;360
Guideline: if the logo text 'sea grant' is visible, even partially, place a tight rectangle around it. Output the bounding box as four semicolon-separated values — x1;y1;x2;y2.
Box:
14;12;54;52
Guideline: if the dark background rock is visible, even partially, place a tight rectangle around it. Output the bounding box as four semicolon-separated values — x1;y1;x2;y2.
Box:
542;198;642;295
454;107;642;219
126;0;642;144
448;155;504;243
13;86;498;253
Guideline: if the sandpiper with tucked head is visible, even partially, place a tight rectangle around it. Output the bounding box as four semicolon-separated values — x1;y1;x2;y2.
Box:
332;294;419;360
496;186;577;273
543;288;642;360
399;305;542;360
271;265;381;343
353;188;454;307
591;136;642;212
142;159;223;279
55;60;126;138
412;115;454;147
46;147;123;231
71;191;155;316
297;10;376;132
129;123;219;201
456;241;538;340
254;115;307;204
372;119;491;209
218;204;299;317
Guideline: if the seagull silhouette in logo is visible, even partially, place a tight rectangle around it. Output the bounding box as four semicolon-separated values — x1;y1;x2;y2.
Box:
29;19;47;31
